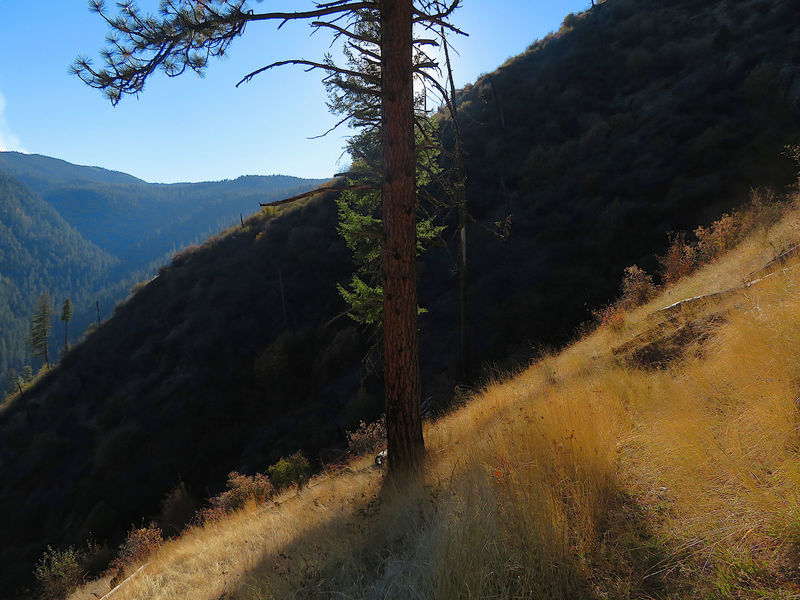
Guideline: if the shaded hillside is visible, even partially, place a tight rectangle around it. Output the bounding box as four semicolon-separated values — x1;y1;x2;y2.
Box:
425;0;800;370
0;188;367;596
4;0;800;594
0;171;116;386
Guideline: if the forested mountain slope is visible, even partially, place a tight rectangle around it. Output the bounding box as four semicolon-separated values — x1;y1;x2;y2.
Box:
3;0;800;595
0;171;116;386
0;152;325;393
0;152;326;262
0;188;363;596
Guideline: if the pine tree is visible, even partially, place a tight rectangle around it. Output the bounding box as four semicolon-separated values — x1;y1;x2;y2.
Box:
28;293;53;367
74;0;464;477
61;298;73;353
335;125;444;329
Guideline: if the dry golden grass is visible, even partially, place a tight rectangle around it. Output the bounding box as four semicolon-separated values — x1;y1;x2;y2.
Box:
72;201;800;600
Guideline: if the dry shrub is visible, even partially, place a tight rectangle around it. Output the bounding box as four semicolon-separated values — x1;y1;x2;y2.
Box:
694;212;742;262
619;264;656;308
106;525;163;590
592;304;626;332
695;188;781;262
346;416;386;456
116;523;163;566
658;231;696;284
200;471;275;522
196;504;228;524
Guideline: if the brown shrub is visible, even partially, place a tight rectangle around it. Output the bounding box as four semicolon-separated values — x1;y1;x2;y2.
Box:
346;416;387;456
199;471;275;522
694;211;741;262
106;524;163;590
593;304;626;332
619;265;656;308
659;232;696;284
695;188;781;262
116;523;163;566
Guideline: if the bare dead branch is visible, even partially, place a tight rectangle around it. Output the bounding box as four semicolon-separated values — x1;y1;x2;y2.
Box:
236;58;379;87
308;114;352;139
261;183;379;208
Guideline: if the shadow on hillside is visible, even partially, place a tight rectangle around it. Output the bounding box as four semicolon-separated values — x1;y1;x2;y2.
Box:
591;487;679;599
217;469;677;600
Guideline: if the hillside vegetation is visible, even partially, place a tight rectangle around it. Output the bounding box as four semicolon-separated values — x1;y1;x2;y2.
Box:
4;0;800;595
70;181;800;600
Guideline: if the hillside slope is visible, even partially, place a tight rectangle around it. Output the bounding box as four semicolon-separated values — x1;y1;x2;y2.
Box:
71;170;800;600
428;0;800;366
0;151;144;188
4;0;800;594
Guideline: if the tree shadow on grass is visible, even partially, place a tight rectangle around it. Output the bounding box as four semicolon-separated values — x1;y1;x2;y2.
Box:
217;465;682;600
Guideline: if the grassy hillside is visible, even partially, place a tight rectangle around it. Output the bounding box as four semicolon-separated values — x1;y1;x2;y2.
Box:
69;179;800;600
4;0;800;595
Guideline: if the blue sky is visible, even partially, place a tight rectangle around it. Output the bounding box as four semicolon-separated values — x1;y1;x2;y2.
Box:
0;1;590;183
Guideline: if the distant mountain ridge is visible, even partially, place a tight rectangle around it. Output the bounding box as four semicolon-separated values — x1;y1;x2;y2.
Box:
0;151;145;188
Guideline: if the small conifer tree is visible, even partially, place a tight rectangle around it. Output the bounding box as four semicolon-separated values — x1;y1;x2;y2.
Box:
28;293;53;367
61;298;73;353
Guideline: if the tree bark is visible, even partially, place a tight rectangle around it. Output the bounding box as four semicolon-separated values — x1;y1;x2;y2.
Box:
380;0;424;476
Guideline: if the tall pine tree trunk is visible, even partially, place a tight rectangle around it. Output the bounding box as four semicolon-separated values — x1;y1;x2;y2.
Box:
380;0;424;476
